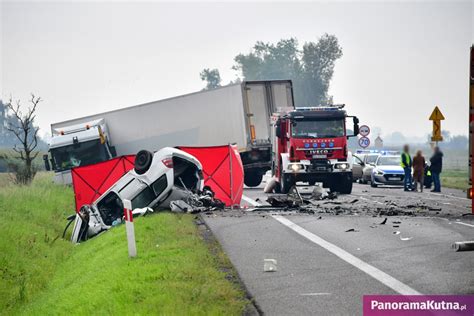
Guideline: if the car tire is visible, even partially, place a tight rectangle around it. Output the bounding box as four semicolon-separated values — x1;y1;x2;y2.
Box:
370;176;378;188
134;150;153;175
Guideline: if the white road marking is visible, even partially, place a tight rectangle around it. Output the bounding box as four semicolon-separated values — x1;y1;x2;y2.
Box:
454;221;474;228
300;292;332;296
272;215;421;295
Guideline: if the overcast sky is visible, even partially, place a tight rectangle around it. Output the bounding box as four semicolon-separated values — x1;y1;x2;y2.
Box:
1;1;472;139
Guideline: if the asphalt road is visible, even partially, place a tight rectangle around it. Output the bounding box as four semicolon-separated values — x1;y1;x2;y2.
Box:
202;181;474;315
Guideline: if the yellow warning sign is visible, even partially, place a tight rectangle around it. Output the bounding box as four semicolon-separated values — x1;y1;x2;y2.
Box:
429;106;445;142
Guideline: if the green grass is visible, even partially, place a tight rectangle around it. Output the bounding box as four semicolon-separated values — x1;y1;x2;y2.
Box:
441;168;469;191
0;174;248;315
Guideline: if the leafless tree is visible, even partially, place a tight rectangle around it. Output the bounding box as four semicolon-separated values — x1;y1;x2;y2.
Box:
5;94;42;184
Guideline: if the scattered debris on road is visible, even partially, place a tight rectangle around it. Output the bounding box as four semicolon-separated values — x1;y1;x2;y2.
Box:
452;241;474;252
264;259;278;272
345;228;359;232
400;236;413;241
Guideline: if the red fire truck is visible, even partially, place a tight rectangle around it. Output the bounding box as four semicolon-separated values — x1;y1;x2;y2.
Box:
272;105;360;193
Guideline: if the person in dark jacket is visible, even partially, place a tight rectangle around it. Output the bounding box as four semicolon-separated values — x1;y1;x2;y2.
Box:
429;146;443;192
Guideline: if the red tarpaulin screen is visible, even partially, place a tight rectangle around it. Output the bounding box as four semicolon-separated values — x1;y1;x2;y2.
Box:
71;155;135;212
179;145;244;207
71;145;244;211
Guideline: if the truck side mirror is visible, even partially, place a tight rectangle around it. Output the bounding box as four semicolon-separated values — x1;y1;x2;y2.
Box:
353;117;360;136
275;125;281;138
43;154;51;171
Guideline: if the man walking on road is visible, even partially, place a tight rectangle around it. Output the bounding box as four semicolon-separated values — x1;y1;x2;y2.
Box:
430;146;443;192
413;150;425;192
401;145;412;191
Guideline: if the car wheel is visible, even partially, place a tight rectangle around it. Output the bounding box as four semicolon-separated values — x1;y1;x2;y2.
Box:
370;176;378;188
134;150;153;175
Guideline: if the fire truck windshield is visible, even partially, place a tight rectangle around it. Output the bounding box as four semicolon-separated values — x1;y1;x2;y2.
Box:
291;119;345;139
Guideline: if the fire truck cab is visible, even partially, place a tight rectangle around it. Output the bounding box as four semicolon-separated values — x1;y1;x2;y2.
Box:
272;105;360;194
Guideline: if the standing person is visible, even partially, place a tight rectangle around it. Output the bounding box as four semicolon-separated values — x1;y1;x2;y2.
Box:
412;150;425;192
430;146;444;192
400;144;412;191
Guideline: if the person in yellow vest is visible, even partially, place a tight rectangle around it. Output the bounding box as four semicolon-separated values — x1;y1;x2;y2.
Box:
400;144;412;191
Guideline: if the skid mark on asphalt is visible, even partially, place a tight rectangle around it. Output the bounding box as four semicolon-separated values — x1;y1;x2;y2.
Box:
272;215;421;295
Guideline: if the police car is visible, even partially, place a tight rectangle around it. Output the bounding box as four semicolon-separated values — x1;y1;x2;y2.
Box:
370;154;404;187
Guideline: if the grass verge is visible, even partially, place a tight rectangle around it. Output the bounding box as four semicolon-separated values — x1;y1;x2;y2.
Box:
0;173;248;315
441;169;468;191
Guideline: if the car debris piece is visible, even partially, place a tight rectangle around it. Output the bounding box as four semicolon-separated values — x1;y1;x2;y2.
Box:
392;221;401;224
263;177;278;193
393;231;401;235
428;207;442;212
452;241;474;252
345;228;359;232
400;236;413;241
379;218;387;225
264;259;278;272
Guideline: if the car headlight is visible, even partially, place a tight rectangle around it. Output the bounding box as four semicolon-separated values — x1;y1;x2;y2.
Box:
375;169;384;175
335;163;349;170
289;163;302;172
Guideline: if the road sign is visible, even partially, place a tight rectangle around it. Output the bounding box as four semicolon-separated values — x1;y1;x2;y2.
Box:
358;137;370;148
429;106;445;142
359;125;370;137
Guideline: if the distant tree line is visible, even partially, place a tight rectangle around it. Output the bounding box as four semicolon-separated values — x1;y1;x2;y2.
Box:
200;34;343;107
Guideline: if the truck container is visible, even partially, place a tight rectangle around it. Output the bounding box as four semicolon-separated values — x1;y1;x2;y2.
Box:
45;80;295;185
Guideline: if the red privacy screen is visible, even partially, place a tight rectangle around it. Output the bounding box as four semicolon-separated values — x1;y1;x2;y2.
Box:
71;155;135;212
179;145;244;207
71;145;244;211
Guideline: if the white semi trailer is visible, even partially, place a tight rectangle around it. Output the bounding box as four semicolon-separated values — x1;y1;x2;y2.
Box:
45;80;295;186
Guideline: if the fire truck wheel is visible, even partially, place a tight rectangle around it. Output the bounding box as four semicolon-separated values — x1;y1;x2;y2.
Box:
244;171;263;187
338;174;353;194
280;174;294;194
134;150;153;175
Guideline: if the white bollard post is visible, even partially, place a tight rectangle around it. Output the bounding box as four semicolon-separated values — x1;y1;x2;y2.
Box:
123;199;137;258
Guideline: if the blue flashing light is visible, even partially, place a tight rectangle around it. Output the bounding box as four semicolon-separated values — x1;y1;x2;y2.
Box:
321;143;326;148
313;143;318;148
305;143;310;148
329;142;334;148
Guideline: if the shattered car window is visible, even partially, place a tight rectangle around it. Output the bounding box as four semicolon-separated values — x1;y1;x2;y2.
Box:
97;192;124;226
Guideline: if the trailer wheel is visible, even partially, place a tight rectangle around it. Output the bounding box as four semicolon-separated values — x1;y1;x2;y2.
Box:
134;150;153;175
244;171;263;187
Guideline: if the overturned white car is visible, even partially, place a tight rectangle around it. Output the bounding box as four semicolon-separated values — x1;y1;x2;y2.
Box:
70;147;204;243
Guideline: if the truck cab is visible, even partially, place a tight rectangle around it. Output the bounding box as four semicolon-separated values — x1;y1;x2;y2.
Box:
273;105;359;193
45;119;114;184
